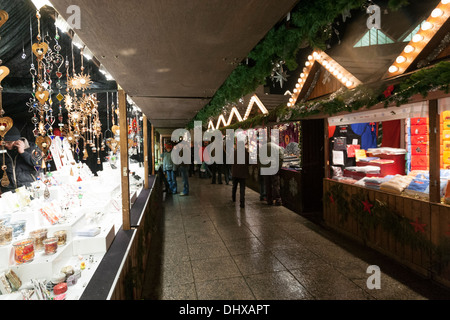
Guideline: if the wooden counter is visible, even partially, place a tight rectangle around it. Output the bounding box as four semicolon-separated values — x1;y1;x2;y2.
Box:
323;178;450;289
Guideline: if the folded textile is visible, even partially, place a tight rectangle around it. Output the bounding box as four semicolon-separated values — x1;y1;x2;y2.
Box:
358;157;380;162
406;178;429;193
345;165;380;174
370;159;394;164
367;147;407;155
380;175;414;194
355;176;393;189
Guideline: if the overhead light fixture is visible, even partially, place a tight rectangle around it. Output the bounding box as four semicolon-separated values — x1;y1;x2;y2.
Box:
31;0;53;10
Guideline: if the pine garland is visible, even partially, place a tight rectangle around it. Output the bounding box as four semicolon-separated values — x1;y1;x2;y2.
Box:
188;0;408;129
325;183;440;255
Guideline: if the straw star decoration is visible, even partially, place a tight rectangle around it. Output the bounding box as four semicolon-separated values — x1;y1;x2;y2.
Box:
362;200;373;214
410;218;427;233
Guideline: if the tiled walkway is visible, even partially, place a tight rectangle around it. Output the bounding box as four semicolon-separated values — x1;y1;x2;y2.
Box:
142;176;450;300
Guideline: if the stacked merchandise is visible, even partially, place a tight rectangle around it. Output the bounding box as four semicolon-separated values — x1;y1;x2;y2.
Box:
442;111;450;169
409;117;429;171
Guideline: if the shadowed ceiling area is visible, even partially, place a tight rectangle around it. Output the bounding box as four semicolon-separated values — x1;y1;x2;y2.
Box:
50;0;300;129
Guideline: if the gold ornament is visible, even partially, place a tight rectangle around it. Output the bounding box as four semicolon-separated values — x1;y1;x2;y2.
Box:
0;117;13;138
1;170;9;187
0;66;10;83
36;136;52;154
0;10;9;29
32;42;49;60
106;138;119;153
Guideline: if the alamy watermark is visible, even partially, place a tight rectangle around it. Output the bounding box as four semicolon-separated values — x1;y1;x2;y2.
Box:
168;121;281;176
366;265;381;289
66;5;81;30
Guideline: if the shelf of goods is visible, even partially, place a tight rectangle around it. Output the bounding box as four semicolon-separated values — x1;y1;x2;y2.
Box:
0;159;141;300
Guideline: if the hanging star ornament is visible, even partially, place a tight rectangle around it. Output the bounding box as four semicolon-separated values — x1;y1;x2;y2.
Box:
270;60;289;89
410;218;427;233
273;69;289;88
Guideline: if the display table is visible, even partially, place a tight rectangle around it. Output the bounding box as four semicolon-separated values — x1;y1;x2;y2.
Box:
0;158;158;300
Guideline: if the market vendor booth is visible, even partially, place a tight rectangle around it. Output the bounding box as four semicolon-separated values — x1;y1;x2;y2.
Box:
0;2;161;300
275;0;450;289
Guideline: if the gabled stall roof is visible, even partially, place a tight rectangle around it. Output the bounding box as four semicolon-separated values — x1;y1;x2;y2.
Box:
286;0;449;112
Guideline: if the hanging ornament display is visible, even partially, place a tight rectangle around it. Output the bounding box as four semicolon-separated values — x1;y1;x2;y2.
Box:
62;41;103;162
0;9;11;188
270;59;289;89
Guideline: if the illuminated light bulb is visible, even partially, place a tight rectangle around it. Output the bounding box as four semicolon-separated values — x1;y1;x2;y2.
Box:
431;8;443;17
342;77;348;83
300;73;305;78
346;81;353;87
421;21;433;31
412;34;424;42
293;89;298;93
333;70;339;76
305;61;310;67
323;60;329;67
308;55;313;60
312;51;319;58
442;0;450;4
329;67;335;73
303;67;307;73
389;65;399;73
404;45;415;53
337;73;343;80
295;83;300;88
298;79;303;83
287;103;292;107
396;55;407;64
289;98;294;102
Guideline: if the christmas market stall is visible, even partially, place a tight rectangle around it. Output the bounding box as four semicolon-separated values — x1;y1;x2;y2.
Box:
274;0;450;288
0;1;161;300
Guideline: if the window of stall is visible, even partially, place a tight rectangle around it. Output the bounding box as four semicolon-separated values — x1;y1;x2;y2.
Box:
326;101;444;200
273;122;302;171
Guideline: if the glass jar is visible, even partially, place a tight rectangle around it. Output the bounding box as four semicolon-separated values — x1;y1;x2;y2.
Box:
43;237;58;255
53;230;67;246
10;220;26;237
0;226;13;246
29;229;48;252
0;214;11;226
13;239;35;264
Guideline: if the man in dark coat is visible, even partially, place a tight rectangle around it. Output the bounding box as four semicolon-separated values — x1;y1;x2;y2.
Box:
231;146;250;208
1;126;42;194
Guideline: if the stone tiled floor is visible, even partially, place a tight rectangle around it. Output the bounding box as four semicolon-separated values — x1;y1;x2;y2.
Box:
142;176;450;300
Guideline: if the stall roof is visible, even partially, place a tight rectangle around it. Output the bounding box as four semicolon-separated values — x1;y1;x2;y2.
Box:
50;0;299;129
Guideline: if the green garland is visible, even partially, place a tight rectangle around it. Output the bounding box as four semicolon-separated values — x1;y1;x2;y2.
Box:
276;61;450;123
188;0;410;129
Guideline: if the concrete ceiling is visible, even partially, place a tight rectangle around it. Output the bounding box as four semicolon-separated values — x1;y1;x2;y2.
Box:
50;0;300;129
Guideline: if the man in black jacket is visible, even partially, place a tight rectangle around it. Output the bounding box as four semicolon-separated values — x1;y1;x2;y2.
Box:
1;126;42;194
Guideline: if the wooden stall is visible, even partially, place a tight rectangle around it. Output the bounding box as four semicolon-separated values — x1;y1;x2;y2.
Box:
231;1;450;288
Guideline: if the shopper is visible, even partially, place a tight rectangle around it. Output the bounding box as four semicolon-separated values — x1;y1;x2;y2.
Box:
161;142;177;194
1;126;42;194
210;138;223;184
262;141;284;206
177;140;189;196
231;145;250;208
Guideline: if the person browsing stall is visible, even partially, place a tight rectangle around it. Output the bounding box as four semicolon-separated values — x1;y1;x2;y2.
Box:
1;126;42;194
